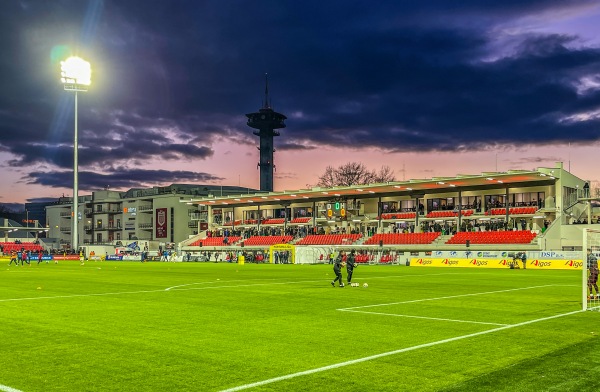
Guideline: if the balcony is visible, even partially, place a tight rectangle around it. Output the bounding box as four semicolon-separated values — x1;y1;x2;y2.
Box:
138;223;153;229
190;212;208;221
138;204;153;212
90;226;122;231
60;227;71;232
92;209;122;214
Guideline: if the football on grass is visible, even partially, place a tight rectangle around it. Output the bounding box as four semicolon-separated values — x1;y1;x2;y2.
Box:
363;283;368;288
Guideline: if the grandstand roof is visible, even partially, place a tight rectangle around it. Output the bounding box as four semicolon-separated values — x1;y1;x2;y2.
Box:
186;169;557;207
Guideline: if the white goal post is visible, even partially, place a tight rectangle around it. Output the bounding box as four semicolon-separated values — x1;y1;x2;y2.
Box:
583;228;600;311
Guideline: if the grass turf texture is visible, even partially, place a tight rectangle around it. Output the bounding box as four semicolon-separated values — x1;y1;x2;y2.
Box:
0;262;598;391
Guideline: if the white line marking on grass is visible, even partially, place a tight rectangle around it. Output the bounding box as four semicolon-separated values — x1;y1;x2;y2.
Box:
0;279;325;302
0;384;24;392
165;280;248;290
164;278;287;291
168;280;321;292
339;309;509;326
338;284;558;311
0;289;166;303
219;309;582;392
0;280;575;304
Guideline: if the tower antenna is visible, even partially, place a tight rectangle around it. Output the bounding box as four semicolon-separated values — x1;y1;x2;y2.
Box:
263;73;270;109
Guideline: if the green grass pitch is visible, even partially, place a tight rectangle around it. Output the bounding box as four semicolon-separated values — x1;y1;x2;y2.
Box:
1;261;599;391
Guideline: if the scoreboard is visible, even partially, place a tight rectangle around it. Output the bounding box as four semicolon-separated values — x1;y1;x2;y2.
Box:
326;202;346;218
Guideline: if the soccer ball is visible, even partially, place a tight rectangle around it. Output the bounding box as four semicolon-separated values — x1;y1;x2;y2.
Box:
363;283;368;288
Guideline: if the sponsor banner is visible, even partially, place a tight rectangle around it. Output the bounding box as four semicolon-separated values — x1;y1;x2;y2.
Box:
271;244;295;250
528;259;583;270
410;257;583;270
530;251;580;260
19;254;53;261
122;255;143;261
106;255;123;261
411;257;510;268
53;255;82;260
432;250;510;259
156;208;167;238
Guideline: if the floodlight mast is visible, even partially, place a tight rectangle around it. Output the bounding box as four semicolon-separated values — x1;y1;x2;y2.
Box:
60;56;91;252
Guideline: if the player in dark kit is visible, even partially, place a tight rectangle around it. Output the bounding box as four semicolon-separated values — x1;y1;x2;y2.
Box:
346;250;357;286
587;249;599;299
331;251;345;287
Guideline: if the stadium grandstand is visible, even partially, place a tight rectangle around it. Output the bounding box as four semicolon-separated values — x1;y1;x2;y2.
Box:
176;162;599;264
36;162;600;265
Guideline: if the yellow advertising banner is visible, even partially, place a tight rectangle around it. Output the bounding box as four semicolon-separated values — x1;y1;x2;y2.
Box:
269;244;295;264
410;257;583;270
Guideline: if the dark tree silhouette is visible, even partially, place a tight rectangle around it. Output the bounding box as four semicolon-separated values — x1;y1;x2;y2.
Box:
317;162;395;187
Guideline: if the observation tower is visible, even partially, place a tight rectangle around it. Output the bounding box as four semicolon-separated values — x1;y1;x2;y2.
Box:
246;75;287;192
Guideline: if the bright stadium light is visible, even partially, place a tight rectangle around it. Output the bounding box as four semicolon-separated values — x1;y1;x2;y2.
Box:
61;56;91;252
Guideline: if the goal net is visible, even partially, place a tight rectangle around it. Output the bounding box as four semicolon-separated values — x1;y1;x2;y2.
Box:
583;228;600;311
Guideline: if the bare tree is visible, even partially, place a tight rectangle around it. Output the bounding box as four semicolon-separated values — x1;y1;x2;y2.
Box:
317;165;338;188
335;162;375;186
317;162;396;187
373;165;396;183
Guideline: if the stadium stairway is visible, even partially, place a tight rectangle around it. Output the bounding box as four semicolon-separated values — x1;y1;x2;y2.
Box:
352;236;368;245
436;234;453;244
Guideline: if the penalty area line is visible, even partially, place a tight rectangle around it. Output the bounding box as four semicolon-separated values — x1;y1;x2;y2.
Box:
219;309;582;392
339;309;509;326
338;284;559;311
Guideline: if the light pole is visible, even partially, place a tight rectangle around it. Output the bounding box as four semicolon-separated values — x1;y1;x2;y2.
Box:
61;56;91;252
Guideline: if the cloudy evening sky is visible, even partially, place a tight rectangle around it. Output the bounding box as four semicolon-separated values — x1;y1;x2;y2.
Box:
1;0;600;207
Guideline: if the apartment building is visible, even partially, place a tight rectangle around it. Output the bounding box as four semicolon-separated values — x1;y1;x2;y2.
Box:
46;184;258;248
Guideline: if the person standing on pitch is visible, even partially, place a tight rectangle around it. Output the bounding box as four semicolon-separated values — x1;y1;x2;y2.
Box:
9;251;18;266
331;251;345;287
346;249;357;286
520;251;527;269
587;249;599;300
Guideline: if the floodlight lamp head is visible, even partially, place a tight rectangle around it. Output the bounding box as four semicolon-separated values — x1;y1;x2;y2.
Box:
61;56;91;91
